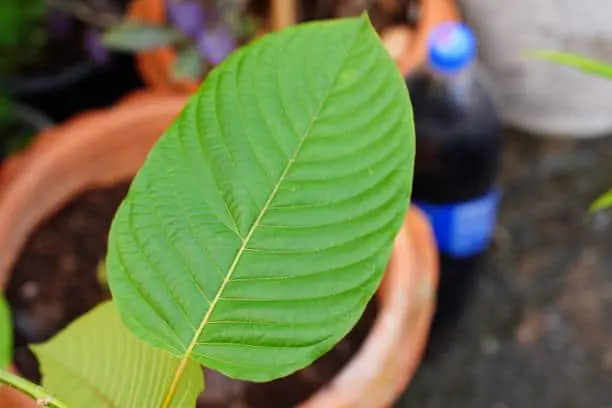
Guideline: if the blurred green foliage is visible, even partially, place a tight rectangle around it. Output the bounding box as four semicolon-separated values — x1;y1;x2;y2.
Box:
532;50;612;212
0;0;47;75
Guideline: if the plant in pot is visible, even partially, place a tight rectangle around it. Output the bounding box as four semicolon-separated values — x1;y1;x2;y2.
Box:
0;0;142;122
0;14;438;408
101;0;262;93
108;0;460;93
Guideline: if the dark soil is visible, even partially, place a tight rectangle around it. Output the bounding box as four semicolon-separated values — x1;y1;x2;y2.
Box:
6;182;130;348
5;180;378;407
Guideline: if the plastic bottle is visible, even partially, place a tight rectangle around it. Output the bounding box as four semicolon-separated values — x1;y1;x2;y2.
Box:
406;21;503;353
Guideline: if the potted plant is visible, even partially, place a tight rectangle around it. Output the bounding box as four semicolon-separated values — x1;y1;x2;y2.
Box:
0;15;438;408
101;0;267;93
0;0;142;122
104;0;459;93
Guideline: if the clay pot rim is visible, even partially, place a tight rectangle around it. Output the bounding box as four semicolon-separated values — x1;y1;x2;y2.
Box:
0;91;438;408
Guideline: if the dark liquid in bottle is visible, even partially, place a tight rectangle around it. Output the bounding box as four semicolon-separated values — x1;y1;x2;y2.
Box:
407;70;503;358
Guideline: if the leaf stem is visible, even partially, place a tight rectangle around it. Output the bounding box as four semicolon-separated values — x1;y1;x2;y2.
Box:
0;369;69;408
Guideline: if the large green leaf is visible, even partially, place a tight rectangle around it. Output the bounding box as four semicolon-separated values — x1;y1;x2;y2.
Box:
529;50;612;79
31;301;203;408
0;295;12;368
106;12;414;403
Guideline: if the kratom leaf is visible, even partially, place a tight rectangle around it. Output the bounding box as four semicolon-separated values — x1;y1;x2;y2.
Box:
102;21;185;51
590;189;612;212
529;50;612;79
172;46;205;81
31;301;203;408
0;295;12;368
106;13;414;404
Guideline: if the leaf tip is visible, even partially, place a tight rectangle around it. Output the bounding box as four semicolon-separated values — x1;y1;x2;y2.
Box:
358;10;376;31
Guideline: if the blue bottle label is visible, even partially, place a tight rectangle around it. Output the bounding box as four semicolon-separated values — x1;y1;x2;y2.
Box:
414;188;500;258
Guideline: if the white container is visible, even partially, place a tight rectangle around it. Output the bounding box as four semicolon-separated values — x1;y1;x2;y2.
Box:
459;0;612;138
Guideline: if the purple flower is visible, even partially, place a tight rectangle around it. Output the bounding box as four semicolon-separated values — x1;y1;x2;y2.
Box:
166;0;206;38
84;27;111;65
197;24;236;66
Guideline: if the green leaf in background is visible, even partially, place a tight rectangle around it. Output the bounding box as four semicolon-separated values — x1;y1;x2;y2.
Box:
101;21;185;51
106;12;414;405
31;301;203;408
528;50;612;79
590;189;612;212
0;295;12;368
172;46;205;81
529;51;612;215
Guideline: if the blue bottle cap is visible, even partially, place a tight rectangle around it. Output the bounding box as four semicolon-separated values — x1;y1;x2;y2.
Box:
427;22;477;74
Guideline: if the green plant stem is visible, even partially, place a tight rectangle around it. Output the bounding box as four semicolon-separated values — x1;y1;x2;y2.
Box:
0;369;68;408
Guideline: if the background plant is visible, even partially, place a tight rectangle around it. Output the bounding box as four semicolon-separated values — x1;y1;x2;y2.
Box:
532;50;612;212
0;13;415;408
102;0;257;80
0;0;47;76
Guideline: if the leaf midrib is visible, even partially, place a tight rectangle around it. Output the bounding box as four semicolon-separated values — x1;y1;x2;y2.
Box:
158;25;363;408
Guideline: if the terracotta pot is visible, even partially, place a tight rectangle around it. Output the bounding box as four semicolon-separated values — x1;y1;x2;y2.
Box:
0;91;438;408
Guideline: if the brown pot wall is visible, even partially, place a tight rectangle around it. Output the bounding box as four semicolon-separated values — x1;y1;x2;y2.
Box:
0;91;438;408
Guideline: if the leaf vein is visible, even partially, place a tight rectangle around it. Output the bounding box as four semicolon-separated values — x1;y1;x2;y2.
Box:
160;23;366;406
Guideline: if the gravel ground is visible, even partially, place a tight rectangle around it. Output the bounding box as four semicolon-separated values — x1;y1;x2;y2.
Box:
397;128;612;408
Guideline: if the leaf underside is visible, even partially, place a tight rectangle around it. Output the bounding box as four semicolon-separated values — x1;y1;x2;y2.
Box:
0;295;12;368
106;12;414;399
31;301;203;408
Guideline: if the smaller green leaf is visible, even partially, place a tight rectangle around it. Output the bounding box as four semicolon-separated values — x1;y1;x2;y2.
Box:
0;295;12;368
102;21;185;51
31;301;204;408
527;50;612;79
172;46;205;81
590;189;612;212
